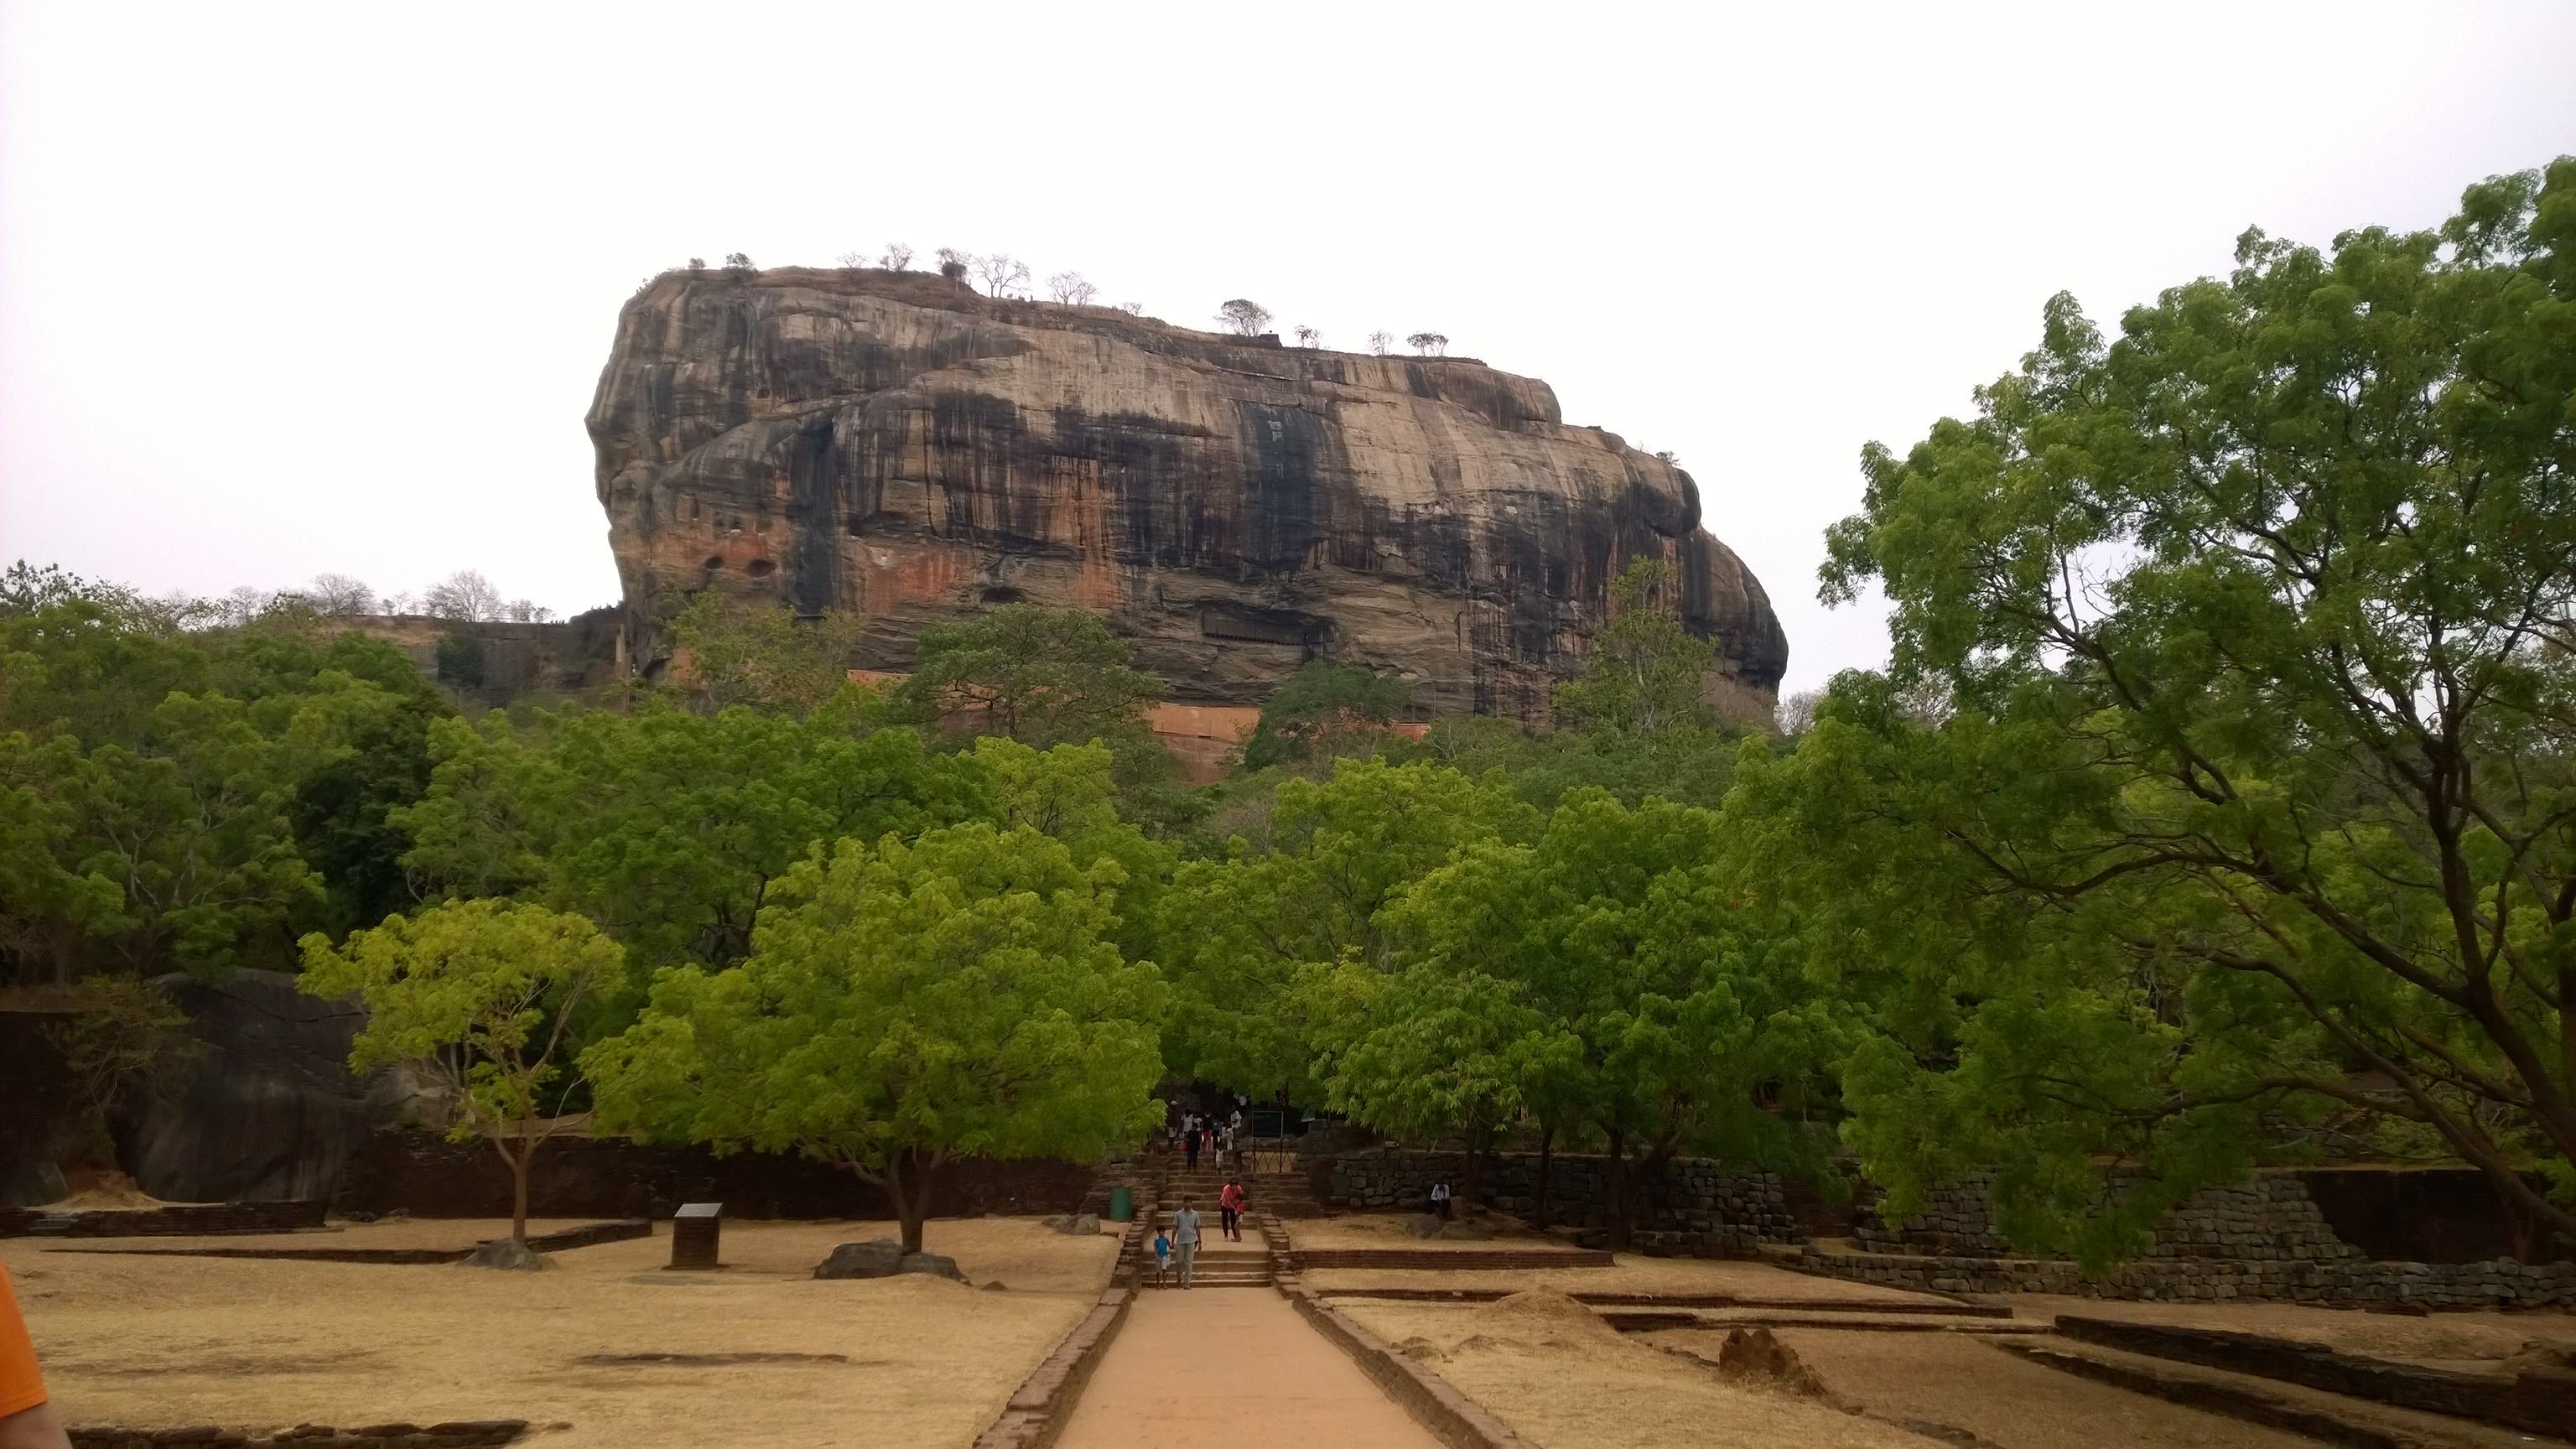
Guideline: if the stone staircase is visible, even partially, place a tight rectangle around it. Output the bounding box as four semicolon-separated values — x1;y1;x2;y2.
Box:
1137;1166;1275;1289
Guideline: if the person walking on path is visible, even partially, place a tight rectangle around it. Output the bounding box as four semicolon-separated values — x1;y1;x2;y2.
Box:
1151;1227;1172;1287
1171;1198;1202;1289
1218;1176;1247;1242
1;1265;70;1449
1184;1124;1202;1170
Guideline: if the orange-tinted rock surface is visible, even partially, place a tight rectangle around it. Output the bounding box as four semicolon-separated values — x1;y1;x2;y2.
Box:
589;268;1788;719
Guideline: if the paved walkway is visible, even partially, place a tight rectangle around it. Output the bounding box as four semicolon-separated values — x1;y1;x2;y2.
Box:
1052;1287;1444;1449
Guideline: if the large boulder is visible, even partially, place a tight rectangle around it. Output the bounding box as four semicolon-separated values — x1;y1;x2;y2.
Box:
813;1240;906;1280
114;969;402;1202
898;1251;964;1281
590;269;1788;729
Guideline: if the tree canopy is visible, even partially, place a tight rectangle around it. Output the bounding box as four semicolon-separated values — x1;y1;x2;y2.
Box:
583;822;1166;1250
1778;157;2576;1254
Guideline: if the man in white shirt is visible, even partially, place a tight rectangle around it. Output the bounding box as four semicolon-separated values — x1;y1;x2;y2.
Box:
1170;1198;1202;1288
1429;1180;1452;1221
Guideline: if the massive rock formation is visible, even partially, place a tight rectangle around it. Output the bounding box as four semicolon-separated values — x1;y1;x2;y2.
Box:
589;268;1787;720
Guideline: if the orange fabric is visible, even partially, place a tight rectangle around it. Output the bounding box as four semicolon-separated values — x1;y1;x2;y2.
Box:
1218;1183;1244;1210
0;1264;47;1418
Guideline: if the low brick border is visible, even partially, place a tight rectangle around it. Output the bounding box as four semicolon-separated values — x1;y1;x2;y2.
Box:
1252;1212;1529;1449
1285;1248;1614;1271
970;1222;1144;1449
2054;1314;2576;1439
70;1418;527;1448
1280;1285;1534;1449
2;1201;329;1239
1311;1286;2009;1317
1993;1342;2409;1449
45;1218;652;1265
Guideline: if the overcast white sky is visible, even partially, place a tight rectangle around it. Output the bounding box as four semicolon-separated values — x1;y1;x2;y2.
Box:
3;3;2569;693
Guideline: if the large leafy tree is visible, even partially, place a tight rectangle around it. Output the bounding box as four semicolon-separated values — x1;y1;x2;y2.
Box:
1154;759;1541;1098
1240;662;1413;772
303;899;626;1247
1789;158;2576;1254
1390;790;1839;1244
397;698;984;974
1551;558;1716;736
584;823;1166;1251
896;603;1163;750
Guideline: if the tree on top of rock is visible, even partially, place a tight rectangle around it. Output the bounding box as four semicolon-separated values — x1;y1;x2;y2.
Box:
1406;331;1450;356
1047;271;1098;305
583;822;1166;1252
422;570;505;624
974;253;1031;298
1216;299;1273;336
301;898;626;1249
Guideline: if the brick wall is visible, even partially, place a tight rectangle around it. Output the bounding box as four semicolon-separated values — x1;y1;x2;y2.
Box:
1852;1171;2364;1263
340;1130;1093;1219
1327;1150;1800;1253
1798;1244;2576;1310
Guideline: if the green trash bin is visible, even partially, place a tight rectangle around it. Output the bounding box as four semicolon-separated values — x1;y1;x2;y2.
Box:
1108;1185;1135;1222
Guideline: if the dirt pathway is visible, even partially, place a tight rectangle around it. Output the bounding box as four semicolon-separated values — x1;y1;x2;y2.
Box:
1052;1288;1443;1449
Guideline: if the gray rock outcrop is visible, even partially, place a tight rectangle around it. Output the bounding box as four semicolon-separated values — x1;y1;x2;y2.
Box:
589;268;1788;723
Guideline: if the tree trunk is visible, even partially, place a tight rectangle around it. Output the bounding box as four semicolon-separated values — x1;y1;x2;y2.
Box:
1458;1109;1484;1213
883;1147;937;1254
1534;1121;1556;1229
511;1149;531;1246
1602;1127;1632;1249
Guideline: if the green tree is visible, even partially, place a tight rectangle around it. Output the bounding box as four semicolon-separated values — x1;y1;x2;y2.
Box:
1391;789;1838;1245
300;899;627;1247
397;698;984;974
584;823;1166;1252
1240;662;1413;772
1794;158;2576;1254
1155;759;1541;1098
665;592;878;714
1312;961;1558;1211
896;603;1163;750
1551;558;1716;735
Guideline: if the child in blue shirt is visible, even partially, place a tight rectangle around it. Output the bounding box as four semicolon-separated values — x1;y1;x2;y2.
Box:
1152;1228;1172;1285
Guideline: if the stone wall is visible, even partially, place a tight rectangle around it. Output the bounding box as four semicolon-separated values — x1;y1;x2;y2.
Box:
1326;1150;1800;1253
340;1130;1093;1220
1853;1171;2364;1263
1798;1244;2576;1310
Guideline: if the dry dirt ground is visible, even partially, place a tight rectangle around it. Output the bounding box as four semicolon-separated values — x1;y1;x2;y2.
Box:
1338;1293;1947;1449
8;1218;1118;1449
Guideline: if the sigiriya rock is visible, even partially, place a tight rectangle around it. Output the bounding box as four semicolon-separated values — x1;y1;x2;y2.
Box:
588;267;1789;721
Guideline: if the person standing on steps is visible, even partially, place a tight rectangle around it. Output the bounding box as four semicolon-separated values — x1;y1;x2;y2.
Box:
1184;1123;1202;1171
1171;1197;1202;1288
1429;1178;1452;1220
1218;1176;1246;1242
1151;1226;1172;1287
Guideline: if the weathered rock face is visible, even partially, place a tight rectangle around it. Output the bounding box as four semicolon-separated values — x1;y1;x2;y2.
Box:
589;268;1788;719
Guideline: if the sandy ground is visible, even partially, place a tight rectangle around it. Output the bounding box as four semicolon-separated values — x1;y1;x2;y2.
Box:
1306;1255;1956;1306
1337;1295;1945;1449
8;1218;1118;1449
1052;1289;1442;1449
1688;1327;2324;1449
2000;1292;2576;1371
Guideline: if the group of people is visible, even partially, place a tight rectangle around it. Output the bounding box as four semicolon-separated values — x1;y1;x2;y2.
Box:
1150;1177;1249;1288
1171;1104;1245;1171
